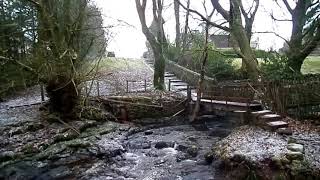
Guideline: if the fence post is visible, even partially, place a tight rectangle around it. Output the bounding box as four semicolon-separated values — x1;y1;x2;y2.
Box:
126;80;129;93
40;84;45;102
187;85;191;102
144;79;147;92
168;79;171;91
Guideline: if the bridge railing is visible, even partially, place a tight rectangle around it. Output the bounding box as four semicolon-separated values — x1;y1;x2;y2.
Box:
201;78;320;119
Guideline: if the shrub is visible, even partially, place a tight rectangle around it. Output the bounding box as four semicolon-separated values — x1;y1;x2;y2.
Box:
260;53;302;80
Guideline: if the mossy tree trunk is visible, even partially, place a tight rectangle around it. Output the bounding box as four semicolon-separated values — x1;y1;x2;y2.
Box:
281;0;320;73
33;0;88;118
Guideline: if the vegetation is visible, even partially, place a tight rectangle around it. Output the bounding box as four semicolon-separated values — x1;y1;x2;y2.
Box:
0;0;107;118
275;0;320;73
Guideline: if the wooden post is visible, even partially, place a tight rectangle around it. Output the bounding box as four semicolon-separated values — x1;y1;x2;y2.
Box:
187;85;191;102
40;84;45;102
144;79;147;92
126;80;129;93
96;81;100;97
168;79;171;91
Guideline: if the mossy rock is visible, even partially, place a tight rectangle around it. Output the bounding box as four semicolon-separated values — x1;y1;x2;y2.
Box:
26;123;44;131
0;151;16;163
53;130;79;143
21;144;40;154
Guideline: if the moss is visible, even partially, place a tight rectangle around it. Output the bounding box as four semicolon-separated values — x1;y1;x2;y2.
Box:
53;130;79;143
21;144;40;154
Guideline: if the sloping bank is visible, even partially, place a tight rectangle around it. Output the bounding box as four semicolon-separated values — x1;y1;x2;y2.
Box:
165;60;216;88
208;123;320;180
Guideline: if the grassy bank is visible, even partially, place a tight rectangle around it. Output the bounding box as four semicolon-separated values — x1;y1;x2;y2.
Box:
231;56;320;74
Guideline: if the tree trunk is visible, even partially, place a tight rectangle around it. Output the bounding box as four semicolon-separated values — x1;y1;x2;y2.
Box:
153;48;165;90
182;0;190;52
230;0;259;80
46;75;79;119
284;0;320;74
174;0;181;48
190;22;209;122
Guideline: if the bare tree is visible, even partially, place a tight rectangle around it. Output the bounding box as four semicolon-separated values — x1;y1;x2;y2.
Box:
174;0;181;48
179;0;261;80
135;0;167;90
181;0;190;52
190;5;213;122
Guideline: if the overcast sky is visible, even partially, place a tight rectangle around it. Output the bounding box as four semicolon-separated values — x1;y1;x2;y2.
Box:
94;0;293;58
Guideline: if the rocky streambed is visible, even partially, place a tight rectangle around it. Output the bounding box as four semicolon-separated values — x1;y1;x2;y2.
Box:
0;104;235;180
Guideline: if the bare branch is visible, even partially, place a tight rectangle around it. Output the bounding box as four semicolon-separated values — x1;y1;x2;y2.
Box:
254;31;290;45
178;0;230;32
282;0;293;14
270;13;292;21
210;0;230;20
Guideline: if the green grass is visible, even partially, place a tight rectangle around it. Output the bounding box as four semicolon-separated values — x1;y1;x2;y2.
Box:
301;56;320;74
98;57;146;72
81;57;146;74
231;56;320;74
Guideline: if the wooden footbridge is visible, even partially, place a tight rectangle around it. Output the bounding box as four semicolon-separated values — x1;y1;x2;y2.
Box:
145;59;290;132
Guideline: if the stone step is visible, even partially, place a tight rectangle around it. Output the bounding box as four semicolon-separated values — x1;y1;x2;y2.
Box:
168;79;183;83
251;110;272;118
165;77;178;81
258;114;282;122
276;127;293;135
171;82;189;87
165;73;175;77
265;121;288;131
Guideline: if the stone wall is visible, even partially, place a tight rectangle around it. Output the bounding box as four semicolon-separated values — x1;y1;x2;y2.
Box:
165;60;216;89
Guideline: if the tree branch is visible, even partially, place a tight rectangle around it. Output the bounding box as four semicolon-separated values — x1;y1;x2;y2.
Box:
178;0;230;32
210;0;230;20
254;31;290;45
282;0;293;14
270;13;292;22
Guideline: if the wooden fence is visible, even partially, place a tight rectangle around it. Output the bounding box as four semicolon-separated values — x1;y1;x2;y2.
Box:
203;78;320;119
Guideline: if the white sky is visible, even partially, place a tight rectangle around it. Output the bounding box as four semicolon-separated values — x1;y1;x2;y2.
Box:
94;0;293;58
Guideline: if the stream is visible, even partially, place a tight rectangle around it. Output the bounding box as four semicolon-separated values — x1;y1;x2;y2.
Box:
0;111;234;180
87;118;232;180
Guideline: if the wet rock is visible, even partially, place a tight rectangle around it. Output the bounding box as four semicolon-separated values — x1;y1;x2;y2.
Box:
287;143;304;153
26;123;44;131
208;129;230;138
204;151;215;164
176;144;188;152
188;136;197;142
54;130;79;143
9;127;24;136
154;141;174;149
97;138;125;157
0;151;15;162
280;157;290;165
79;120;98;132
288;137;297;144
21;143;40;154
231;153;246;163
127;139;151;149
144;130;153;135
37;166;73;179
66;139;91;149
277;128;293;135
286;151;304;161
176;153;188;162
290;160;309;176
186;145;199;157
